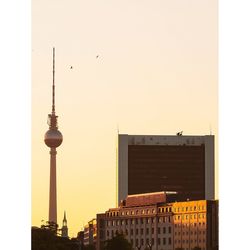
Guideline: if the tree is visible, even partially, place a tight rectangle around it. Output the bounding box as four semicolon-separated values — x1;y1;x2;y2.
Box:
103;233;132;250
84;244;96;250
32;226;79;250
192;247;202;250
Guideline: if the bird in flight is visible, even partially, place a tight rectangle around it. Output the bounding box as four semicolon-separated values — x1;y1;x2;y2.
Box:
70;66;73;69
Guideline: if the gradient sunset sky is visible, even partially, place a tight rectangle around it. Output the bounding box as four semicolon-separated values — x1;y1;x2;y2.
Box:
32;0;217;237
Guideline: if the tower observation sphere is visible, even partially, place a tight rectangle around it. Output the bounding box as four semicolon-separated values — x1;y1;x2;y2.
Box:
44;129;63;148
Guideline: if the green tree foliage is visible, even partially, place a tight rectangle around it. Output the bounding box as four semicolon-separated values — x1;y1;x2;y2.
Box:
103;233;132;250
192;247;202;250
84;244;96;250
32;227;79;250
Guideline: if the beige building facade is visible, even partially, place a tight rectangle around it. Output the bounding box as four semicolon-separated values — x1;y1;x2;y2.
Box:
97;192;218;250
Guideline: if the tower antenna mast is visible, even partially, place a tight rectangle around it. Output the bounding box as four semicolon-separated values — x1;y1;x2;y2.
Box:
52;47;55;114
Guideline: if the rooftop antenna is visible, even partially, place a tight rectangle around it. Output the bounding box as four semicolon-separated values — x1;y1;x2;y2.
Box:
117;123;119;134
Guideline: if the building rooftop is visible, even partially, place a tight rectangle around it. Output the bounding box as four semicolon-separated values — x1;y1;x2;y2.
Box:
121;191;177;207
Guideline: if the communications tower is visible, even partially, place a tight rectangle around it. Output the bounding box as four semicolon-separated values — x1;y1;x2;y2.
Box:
44;48;63;224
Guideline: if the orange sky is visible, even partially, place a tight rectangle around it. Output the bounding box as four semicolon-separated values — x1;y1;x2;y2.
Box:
32;0;217;237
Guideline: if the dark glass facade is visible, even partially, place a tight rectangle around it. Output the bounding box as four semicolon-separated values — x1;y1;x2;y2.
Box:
128;144;205;201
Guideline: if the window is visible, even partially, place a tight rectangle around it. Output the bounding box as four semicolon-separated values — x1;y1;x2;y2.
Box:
146;228;149;234
141;239;144;245
186;215;188;219
136;218;138;225
163;238;166;245
141;228;144;234
152;238;154;245
136;239;138;246
163;227;166;234
194;206;196;211
107;231;109;236
146;238;149;244
136;229;138;235
140;218;144;224
158;227;161;234
158;238;161;245
131;239;133;245
152;228;154;234
168;227;171;233
130;229;133;235
168;237;172;245
186;207;188;211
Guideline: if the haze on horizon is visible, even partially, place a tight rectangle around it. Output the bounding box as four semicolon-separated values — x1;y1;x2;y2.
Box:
32;0;217;237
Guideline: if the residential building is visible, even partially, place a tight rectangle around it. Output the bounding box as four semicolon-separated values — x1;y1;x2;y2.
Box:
97;192;218;250
84;218;97;247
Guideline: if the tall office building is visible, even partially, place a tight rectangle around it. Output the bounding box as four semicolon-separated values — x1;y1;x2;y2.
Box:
117;134;215;204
